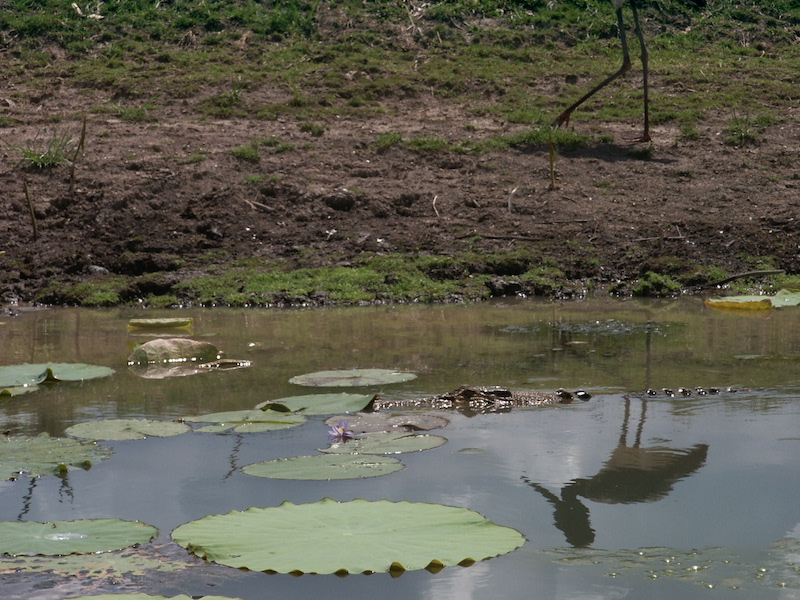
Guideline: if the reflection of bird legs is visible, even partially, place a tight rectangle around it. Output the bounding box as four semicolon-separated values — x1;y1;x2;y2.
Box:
553;0;650;143
524;396;708;547
524;478;595;548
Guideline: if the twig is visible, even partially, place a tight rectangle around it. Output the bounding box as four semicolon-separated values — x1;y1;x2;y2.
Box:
241;197;274;212
432;194;439;218
24;182;38;242
697;269;784;289
631;235;686;243
507;187;517;214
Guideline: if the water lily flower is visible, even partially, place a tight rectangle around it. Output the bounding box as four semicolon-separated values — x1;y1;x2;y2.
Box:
328;420;355;443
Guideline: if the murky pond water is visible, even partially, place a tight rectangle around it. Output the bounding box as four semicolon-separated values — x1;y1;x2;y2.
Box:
1;298;799;599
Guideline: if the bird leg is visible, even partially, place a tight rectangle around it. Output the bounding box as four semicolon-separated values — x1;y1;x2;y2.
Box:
628;0;651;142
553;7;632;131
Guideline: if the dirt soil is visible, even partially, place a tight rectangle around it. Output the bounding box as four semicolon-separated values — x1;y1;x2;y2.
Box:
1;81;799;307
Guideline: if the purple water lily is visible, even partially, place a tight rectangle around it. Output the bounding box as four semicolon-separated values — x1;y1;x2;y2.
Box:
328;420;355;443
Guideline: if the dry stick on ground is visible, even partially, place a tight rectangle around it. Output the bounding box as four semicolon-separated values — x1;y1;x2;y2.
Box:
696;270;785;290
241;197;274;212
23;182;37;242
432;194;439;218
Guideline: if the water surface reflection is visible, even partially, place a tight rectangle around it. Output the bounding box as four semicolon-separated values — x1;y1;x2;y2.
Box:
1;299;799;599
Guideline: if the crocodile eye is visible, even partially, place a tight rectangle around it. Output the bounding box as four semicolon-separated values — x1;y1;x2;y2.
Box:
556;388;574;403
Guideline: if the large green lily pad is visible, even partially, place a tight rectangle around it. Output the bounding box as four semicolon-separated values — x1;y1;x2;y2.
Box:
319;431;447;455
289;369;417;387
0;363;115;390
254;392;376;415
65;419;191;441
0;433;112;480
183;409;306;433
242;454;405;480
0;519;157;556
172;498;525;574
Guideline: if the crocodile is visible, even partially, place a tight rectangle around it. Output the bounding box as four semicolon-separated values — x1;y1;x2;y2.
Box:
371;385;592;415
370;385;740;415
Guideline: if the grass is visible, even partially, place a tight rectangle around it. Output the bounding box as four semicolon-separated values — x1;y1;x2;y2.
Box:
2;0;798;307
231;142;260;162
724;112;777;146
5;127;80;169
1;0;795;138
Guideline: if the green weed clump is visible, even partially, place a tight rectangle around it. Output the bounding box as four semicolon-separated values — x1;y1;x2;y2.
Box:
631;272;682;297
231;142;260;162
724;113;776;146
7;128;79;169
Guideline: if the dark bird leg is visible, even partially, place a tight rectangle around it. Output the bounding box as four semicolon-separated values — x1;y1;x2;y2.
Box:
553;6;635;134
629;0;651;142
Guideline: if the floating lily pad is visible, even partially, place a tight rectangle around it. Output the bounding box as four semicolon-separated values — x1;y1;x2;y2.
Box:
172;498;525;574
326;412;450;433
706;289;800;311
183;409;306;433
0;519;157;556
127;338;219;365
0;385;40;397
289;369;417;387
65;419;191;441
254;392;376;415
0;433;112;480
319;431;447;455
242;454;405;480
0;363;115;391
128;317;195;329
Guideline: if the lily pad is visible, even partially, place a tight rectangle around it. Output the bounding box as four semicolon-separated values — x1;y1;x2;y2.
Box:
128;317;195;329
172;498;525;574
65;419;191;441
254;392;376;415
0;519;157;556
319;431;448;454
0;385;40;397
289;368;417;387
0;543;202;588
705;289;800;310
183;409;306;433
326;412;450;433
242;454;405;480
127;338;219;365
0;433;112;480
0;363;115;390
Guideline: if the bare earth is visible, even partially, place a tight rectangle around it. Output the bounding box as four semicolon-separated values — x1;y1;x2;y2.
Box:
1;80;798;307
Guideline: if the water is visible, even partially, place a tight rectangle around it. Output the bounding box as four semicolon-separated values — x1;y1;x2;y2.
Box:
1;298;799;599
